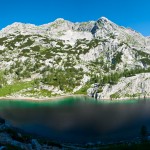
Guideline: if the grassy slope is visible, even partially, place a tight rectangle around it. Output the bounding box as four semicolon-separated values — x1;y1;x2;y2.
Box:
0;81;33;97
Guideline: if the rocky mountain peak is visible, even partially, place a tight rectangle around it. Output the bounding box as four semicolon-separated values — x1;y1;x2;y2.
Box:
54;18;65;22
0;22;37;37
99;16;110;22
97;16;113;25
1;22;36;30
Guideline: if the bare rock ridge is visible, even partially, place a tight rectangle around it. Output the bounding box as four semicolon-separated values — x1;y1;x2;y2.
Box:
0;16;150;99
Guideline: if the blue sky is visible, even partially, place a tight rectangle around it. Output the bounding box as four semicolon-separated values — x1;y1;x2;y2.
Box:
1;0;150;36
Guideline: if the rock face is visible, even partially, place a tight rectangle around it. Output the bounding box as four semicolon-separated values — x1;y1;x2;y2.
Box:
1;16;150;99
87;83;99;99
88;73;150;99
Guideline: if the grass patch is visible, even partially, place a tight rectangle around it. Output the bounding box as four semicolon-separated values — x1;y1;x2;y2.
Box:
0;81;33;97
24;89;52;97
110;92;120;99
74;83;91;95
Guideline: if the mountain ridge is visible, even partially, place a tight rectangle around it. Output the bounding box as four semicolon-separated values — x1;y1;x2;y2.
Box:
0;16;150;100
0;17;144;37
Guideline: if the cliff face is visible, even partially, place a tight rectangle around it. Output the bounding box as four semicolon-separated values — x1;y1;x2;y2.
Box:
87;73;150;99
1;17;150;99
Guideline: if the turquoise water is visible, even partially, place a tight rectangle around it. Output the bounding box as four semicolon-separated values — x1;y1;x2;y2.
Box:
0;96;149;143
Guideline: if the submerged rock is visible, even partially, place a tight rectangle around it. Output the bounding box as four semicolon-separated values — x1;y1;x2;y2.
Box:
0;118;5;124
0;132;32;150
31;139;42;150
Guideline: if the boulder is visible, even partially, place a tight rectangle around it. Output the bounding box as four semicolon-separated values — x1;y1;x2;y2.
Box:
0;118;5;124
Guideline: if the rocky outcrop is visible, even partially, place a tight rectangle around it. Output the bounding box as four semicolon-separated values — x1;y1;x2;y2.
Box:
87;73;150;100
0;132;32;150
87;83;99;99
0;118;63;150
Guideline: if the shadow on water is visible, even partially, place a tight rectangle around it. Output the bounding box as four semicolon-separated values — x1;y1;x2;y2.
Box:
0;97;150;144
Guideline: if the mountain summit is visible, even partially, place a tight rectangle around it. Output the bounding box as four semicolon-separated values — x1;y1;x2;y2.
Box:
0;17;150;99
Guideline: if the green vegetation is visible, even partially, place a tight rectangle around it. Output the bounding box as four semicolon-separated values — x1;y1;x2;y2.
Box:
133;49;150;67
75;38;101;55
41;68;83;92
0;37;7;45
140;58;150;66
111;52;123;70
90;72;120;85
0;71;7;88
22;49;30;54
110;92;120;99
90;57;104;67
19;38;34;48
0;81;33;97
125;93;141;98
5;35;31;49
31;46;40;52
135;50;150;58
23;89;52;97
2;29;150;99
90;67;150;87
88;67;150;99
108;33;116;39
74;83;91;94
57;41;64;47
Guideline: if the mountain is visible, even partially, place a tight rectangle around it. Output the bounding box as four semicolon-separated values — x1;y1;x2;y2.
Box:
1;17;150;99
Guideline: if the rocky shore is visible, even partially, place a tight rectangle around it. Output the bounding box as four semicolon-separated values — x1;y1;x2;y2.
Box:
0;117;150;150
0;118;64;150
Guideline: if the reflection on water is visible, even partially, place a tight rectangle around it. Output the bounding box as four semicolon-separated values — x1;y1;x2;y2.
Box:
0;97;150;143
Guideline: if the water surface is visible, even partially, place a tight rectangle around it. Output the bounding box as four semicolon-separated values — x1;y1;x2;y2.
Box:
0;97;149;143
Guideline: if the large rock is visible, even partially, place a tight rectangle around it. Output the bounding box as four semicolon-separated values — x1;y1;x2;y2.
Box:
87;83;99;99
97;73;150;99
0;118;5;124
0;133;32;150
31;139;42;150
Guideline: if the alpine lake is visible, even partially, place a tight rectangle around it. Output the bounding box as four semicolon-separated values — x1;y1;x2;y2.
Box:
0;96;150;144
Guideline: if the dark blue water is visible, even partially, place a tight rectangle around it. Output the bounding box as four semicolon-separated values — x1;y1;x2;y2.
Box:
0;97;149;144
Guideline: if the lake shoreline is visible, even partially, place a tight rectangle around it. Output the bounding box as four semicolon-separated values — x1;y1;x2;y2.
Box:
0;94;86;102
0;94;148;102
0;95;149;148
